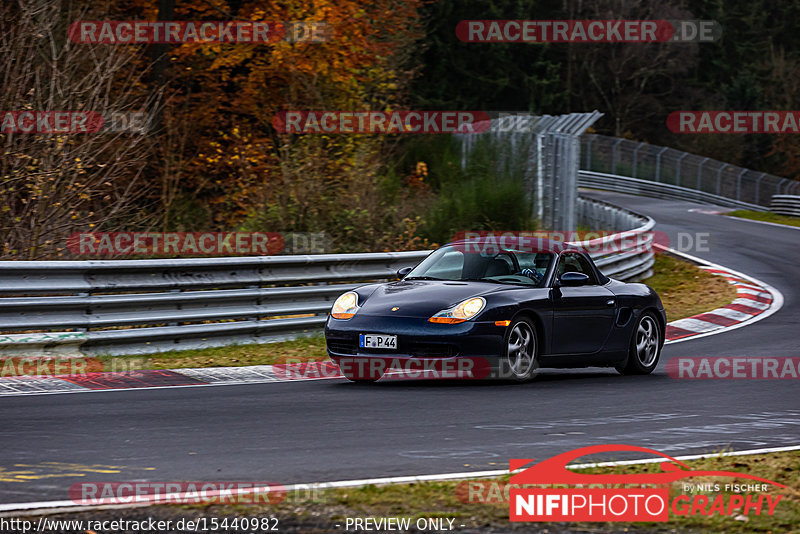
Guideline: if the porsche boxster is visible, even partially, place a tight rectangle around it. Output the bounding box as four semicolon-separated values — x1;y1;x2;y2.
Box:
324;236;666;382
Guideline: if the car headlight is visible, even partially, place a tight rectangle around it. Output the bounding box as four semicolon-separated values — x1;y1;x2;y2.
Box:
331;291;360;319
429;297;486;324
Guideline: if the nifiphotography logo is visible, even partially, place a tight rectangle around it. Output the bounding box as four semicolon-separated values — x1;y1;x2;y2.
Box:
509;444;787;522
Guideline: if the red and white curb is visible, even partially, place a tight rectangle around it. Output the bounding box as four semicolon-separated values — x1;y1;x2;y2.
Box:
0;248;783;396
659;246;783;344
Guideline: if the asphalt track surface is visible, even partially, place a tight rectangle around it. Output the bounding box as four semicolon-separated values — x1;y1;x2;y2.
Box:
1;192;798;506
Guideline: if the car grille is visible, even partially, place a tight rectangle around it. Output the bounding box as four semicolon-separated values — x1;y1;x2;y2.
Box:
326;339;357;355
405;342;459;358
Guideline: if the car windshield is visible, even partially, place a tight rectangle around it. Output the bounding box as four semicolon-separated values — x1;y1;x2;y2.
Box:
405;245;554;287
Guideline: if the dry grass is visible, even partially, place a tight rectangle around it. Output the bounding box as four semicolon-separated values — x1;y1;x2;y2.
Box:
726;210;800;228
194;450;800;533
646;253;738;320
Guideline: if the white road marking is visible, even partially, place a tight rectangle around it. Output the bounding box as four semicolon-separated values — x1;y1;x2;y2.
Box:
3;444;799;515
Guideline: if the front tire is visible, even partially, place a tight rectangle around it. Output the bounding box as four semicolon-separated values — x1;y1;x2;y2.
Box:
502;318;539;382
616;311;661;375
336;357;384;383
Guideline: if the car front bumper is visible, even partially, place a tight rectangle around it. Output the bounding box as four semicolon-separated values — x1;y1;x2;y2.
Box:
324;314;506;378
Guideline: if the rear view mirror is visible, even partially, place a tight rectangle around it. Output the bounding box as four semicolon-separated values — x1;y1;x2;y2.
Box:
559;272;590;286
396;267;412;279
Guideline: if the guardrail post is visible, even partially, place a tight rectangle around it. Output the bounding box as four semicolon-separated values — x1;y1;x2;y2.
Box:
168;288;182;326
754;172;766;205
655;147;667;182
676;153;687;186
632;142;644;178
611;138;623;175
736;169;747;201
79;291;90;332
696;157;708;190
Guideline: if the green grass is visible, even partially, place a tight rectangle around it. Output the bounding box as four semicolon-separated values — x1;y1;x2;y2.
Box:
725;210;800;228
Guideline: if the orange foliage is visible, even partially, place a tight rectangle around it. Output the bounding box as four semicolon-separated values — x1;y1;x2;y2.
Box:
129;0;423;227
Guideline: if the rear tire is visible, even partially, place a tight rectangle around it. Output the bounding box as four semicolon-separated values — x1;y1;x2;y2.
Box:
616;311;661;375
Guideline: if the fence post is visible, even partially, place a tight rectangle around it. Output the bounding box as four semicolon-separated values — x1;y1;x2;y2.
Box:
676;153;687;186
754;172;766;206
655;147;667;182
632;142;644;178
716;165;724;196
697;157;708;190
736;168;747;201
611;138;623;175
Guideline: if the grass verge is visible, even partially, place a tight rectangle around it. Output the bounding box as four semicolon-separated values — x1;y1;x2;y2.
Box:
725;210;800;228
92;253;737;372
167;449;798;533
645;252;737;320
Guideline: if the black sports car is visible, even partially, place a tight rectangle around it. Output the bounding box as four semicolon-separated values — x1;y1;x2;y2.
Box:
324;236;666;382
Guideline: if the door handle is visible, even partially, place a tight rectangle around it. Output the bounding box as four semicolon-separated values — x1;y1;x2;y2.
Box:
606;299;615;307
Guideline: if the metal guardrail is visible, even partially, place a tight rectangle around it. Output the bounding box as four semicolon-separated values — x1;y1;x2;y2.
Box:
770;195;800;217
582;134;800;209
0;252;430;356
577;170;766;210
575;196;655;281
0;198;653;356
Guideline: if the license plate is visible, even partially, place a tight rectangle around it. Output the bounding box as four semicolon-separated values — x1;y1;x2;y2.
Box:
359;334;397;350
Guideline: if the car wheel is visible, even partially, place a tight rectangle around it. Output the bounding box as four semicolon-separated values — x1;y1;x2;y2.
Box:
344;376;380;383
503;318;539;382
337;357;384;383
617;311;661;375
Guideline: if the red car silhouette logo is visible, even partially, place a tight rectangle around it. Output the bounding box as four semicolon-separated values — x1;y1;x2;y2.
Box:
510;444;787;488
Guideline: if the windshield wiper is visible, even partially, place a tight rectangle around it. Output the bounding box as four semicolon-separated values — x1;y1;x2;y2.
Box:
404;276;444;281
463;277;531;285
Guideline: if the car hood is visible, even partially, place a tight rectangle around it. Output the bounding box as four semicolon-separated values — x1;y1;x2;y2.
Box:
357;280;505;318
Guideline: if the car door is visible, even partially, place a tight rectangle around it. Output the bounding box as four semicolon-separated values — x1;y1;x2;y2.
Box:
550;252;616;354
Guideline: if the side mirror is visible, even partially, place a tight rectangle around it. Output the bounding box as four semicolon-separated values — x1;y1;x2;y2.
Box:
396;266;412;279
559;271;590;286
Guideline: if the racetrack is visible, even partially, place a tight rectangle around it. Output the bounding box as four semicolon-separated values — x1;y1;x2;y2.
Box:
1;191;799;508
